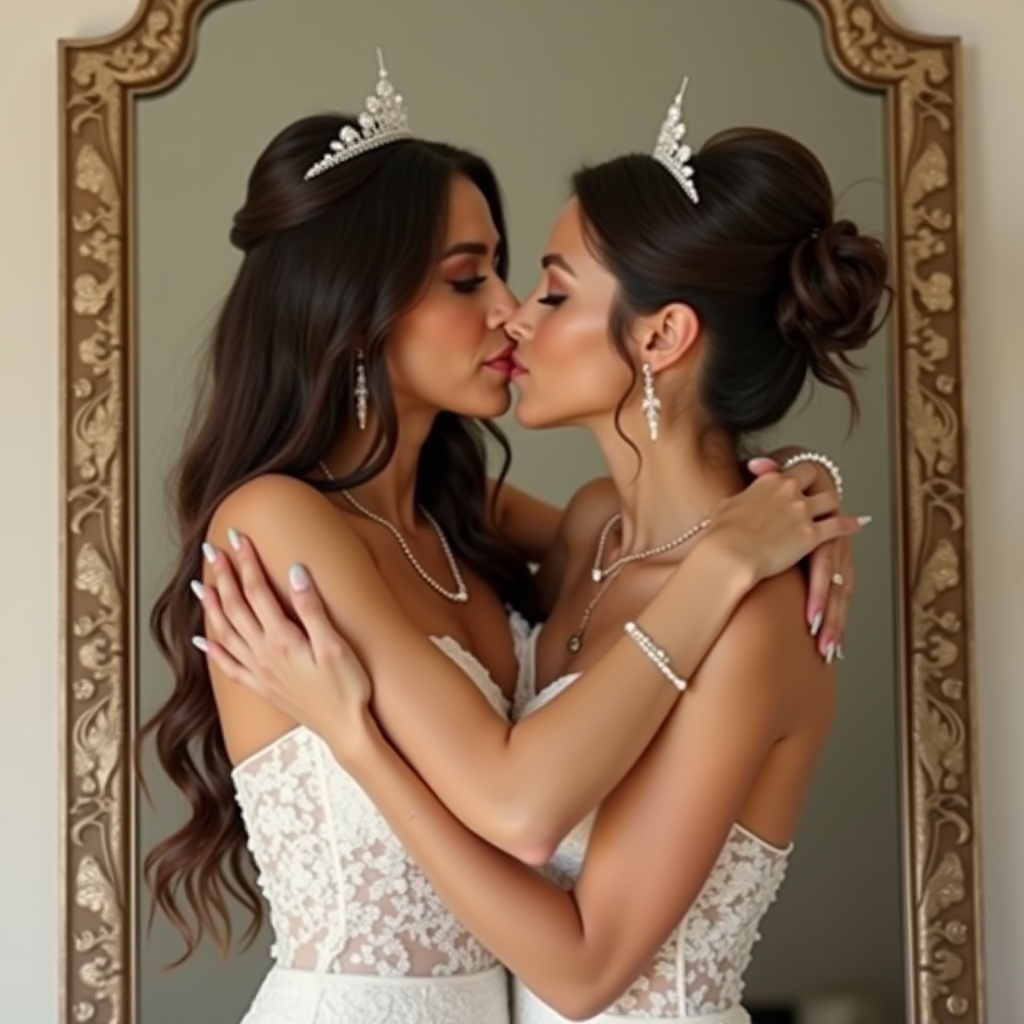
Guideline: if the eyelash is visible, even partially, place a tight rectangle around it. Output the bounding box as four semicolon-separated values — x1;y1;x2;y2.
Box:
450;275;487;294
538;294;566;307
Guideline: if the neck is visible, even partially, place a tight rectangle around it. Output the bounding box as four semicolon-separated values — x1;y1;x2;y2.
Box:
589;415;743;553
320;402;439;532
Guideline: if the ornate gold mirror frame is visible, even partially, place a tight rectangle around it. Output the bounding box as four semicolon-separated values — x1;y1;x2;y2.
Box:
58;1;978;1021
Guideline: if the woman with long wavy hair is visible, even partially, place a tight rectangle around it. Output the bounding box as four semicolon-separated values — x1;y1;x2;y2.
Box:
143;59;860;1024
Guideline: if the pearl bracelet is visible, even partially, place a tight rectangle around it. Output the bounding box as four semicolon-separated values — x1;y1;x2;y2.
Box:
779;450;844;499
624;622;688;692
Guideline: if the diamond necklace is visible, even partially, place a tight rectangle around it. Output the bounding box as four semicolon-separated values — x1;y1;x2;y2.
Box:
567;512;711;653
590;513;712;583
318;460;469;603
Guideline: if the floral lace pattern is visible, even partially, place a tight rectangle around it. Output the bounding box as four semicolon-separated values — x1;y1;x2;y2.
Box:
234;734;347;972
516;675;791;1020
605;825;789;1017
242;965;509;1024
232;614;531;1022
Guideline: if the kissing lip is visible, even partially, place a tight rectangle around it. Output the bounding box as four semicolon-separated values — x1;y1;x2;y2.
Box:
484;343;517;375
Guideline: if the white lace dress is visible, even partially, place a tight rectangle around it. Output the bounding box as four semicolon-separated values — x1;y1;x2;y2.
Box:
231;614;531;1024
511;647;792;1024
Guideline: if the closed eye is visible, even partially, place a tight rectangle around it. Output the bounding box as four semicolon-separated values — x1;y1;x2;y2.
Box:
450;276;488;294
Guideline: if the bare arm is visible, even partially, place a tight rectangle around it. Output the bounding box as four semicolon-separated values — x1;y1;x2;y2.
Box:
201;467;855;859
319;573;833;1019
497;452;855;644
204;474;753;861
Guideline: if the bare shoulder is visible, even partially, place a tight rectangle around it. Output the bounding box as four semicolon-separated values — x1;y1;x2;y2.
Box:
207;474;366;560
690;567;832;721
209;473;335;536
723;569;808;651
201;475;381;765
559;477;619;556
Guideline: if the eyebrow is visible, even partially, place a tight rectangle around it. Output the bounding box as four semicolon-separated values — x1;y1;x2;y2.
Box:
439;241;492;260
542;254;576;277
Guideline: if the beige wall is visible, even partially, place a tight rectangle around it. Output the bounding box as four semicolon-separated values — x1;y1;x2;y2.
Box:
1;1;1021;1022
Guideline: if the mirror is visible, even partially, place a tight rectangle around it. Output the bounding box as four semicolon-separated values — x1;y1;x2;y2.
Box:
60;1;981;1022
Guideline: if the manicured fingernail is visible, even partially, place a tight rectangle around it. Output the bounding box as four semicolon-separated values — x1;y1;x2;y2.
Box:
190;579;206;601
810;611;824;637
202;542;216;565
856;515;873;526
192;635;210;653
227;527;242;551
837;644;845;661
825;642;836;665
289;564;311;592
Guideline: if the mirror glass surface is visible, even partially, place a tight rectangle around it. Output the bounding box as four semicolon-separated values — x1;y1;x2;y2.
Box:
135;2;901;1020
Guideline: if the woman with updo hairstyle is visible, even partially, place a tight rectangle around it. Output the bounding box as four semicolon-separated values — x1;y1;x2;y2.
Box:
571;126;887;440
146;58;867;1024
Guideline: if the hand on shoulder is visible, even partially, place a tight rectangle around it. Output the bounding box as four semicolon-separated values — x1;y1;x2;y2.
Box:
207;473;371;571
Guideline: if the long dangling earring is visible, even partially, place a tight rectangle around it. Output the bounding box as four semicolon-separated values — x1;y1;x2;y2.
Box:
641;362;661;441
355;349;369;431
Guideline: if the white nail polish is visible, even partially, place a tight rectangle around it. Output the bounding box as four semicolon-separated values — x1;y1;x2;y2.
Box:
856;515;874;526
202;542;216;565
192;636;210;653
810;612;823;637
825;643;836;665
227;527;242;551
190;579;206;601
837;644;845;661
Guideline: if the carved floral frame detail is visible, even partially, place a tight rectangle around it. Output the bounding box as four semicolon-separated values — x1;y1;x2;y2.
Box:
59;0;979;1021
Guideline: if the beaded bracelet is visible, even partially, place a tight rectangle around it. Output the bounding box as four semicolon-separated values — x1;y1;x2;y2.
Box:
779;451;844;499
624;621;688;692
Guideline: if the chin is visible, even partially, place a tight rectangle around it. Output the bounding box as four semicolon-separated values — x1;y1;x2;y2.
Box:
512;397;554;431
456;385;512;420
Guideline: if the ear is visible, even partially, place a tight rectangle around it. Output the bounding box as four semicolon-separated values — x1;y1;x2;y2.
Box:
635;303;701;373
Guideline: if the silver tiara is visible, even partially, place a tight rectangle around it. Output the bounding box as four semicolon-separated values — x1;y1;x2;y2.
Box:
652;77;699;204
304;50;412;181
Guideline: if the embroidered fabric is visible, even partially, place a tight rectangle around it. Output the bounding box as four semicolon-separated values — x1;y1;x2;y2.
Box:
513;986;751;1024
242;965;509;1024
512;662;790;1022
232;612;530;1023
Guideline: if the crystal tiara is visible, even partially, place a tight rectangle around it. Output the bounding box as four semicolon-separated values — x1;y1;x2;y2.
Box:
652;77;699;204
304;49;412;181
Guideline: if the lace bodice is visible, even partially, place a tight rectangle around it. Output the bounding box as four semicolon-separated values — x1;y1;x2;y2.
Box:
232;614;531;981
516;666;791;1021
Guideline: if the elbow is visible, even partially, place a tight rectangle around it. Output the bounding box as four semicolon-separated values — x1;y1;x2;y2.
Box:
515;934;625;1019
508;836;559;867
532;976;619;1022
552;995;603;1022
496;803;566;865
500;824;560;866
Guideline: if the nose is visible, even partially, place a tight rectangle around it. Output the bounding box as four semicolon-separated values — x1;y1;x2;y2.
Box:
486;279;519;331
504;301;534;343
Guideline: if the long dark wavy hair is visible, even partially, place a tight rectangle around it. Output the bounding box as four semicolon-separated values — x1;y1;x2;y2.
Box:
573;128;892;444
139;115;538;961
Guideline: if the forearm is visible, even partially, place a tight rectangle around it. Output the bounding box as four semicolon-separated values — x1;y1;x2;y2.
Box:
341;718;617;1017
363;537;754;859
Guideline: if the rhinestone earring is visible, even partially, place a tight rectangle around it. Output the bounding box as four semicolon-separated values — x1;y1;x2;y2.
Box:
355;349;369;431
642;362;661;441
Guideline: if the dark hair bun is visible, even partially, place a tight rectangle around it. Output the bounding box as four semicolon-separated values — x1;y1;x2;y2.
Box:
573;128;893;436
779;219;891;408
